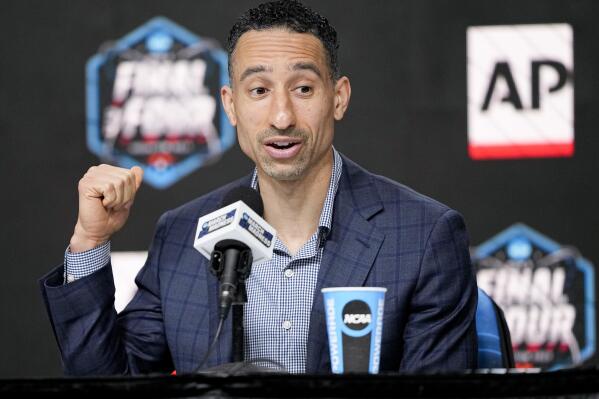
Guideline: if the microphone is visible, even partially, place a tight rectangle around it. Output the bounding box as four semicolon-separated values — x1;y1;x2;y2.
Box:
194;187;277;319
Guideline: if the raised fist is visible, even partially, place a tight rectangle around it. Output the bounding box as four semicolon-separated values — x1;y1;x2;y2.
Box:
69;164;143;253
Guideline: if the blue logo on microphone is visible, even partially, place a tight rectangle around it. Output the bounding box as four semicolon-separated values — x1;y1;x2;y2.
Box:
239;213;273;247
198;210;236;238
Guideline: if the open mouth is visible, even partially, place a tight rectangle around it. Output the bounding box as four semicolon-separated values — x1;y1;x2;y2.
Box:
263;138;303;159
266;141;299;150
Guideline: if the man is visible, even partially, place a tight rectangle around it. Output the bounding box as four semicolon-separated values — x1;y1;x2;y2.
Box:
40;0;477;375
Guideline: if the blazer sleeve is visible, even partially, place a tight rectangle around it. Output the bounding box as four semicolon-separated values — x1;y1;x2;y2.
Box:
399;209;478;372
38;212;173;376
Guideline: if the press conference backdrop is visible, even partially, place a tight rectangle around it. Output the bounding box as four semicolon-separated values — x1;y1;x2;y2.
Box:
1;0;598;377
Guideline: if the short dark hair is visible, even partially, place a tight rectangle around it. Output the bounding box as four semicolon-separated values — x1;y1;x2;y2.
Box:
226;0;340;81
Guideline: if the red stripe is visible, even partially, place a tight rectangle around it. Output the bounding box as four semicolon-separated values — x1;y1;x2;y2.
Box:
469;143;574;160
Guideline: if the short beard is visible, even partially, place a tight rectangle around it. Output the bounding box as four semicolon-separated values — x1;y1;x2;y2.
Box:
256;128;310;181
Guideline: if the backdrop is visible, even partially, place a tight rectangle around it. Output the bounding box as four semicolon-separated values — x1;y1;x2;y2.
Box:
1;0;597;377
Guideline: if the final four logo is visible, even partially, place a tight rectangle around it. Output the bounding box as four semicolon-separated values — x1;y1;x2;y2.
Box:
86;17;235;189
473;223;595;369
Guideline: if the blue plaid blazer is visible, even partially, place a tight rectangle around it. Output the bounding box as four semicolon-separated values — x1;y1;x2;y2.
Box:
39;154;477;375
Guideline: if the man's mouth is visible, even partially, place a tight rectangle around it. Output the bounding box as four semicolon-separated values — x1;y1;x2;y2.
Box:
263;138;303;159
266;141;299;150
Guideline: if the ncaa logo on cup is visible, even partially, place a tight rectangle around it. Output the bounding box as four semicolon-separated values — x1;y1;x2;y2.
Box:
342;300;372;331
86;17;235;189
467;24;574;160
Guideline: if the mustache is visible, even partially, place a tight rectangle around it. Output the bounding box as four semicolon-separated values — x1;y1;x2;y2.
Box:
257;128;308;141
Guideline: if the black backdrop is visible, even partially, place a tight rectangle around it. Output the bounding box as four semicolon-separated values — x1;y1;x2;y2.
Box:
1;0;598;377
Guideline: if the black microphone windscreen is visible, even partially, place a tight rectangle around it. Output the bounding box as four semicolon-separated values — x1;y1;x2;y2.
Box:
221;187;264;216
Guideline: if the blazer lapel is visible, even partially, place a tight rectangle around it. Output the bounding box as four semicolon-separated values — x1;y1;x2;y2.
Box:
306;155;385;373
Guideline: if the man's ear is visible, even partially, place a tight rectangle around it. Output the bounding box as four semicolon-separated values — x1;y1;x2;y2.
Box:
221;85;237;126
333;76;351;121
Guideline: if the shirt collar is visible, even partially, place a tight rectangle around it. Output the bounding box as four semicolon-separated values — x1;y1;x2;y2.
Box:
250;147;343;239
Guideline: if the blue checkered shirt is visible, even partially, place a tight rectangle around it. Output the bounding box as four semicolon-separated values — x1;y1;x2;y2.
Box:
65;148;343;374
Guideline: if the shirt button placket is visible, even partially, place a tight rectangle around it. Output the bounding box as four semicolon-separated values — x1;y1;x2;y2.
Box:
282;267;293;332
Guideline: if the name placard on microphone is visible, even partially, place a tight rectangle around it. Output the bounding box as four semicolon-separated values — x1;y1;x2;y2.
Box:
194;200;277;264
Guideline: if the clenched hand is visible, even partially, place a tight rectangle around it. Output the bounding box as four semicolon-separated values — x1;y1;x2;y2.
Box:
69;164;143;253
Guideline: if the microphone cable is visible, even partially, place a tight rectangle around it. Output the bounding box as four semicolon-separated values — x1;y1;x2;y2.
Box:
192;315;289;374
194;314;226;373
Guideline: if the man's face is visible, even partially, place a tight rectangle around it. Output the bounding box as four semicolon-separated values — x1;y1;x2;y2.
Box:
221;28;350;181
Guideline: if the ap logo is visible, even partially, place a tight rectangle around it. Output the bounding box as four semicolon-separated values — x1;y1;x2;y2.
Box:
467;24;574;160
86;17;235;189
472;223;595;369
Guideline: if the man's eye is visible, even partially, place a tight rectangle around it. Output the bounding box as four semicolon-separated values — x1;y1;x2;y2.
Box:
296;86;313;95
250;87;268;96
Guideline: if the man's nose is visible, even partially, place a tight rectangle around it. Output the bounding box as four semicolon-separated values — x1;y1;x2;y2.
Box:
269;90;296;130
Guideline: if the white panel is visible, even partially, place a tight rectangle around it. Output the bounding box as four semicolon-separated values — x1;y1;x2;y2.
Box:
111;251;148;313
467;24;573;158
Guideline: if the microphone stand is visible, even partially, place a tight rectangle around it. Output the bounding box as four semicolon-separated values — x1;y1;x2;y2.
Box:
231;281;246;363
209;240;252;364
203;240;285;375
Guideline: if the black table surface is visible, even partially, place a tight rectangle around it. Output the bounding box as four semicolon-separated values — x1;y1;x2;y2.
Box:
2;367;599;398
